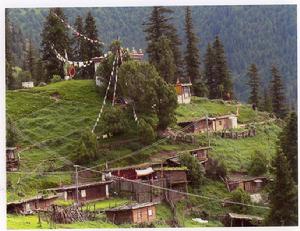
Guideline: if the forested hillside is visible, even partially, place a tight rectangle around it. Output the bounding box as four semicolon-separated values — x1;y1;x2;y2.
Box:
7;5;297;105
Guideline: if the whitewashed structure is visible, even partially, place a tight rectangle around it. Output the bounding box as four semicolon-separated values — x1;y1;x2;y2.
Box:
175;82;192;104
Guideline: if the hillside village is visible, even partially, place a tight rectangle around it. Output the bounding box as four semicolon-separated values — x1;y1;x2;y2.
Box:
5;6;297;229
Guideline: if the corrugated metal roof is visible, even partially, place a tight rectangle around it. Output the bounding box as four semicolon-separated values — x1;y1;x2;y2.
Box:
46;180;112;191
228;212;263;221
135;167;154;177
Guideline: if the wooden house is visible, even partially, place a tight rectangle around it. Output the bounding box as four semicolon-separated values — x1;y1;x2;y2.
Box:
175;82;192;104
6;147;19;172
178;114;238;133
155;167;188;202
224;212;263;227
7;195;58;214
225;173;268;193
105;202;158;225
189;147;211;166
47;181;112;203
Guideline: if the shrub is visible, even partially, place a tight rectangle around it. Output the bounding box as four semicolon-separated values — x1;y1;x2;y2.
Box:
205;157;227;180
248;150;268;176
51;75;62;83
179;153;205;186
230;188;251;213
138;119;156;145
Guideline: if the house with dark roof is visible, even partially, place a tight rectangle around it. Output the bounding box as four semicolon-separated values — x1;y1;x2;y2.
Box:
46;181;112;203
105;202;158;224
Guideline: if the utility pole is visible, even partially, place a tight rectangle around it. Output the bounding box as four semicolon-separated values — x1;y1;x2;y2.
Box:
206;114;210;147
74;165;79;205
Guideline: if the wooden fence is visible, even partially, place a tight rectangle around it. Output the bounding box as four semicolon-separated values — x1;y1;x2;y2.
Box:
217;128;256;139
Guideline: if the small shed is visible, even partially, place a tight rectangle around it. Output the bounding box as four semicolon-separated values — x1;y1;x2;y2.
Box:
213;114;238;131
225;212;263;226
226;173;268;193
22;81;34;88
6;147;19;172
105;202;158;225
189;147;211;162
7;195;58;214
47;181;112;202
177;117;215;133
175;82;192;104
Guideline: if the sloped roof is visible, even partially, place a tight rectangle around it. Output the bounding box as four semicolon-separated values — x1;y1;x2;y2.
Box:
46;180;112;191
228;212;263;221
7;194;58;206
135;167;154;177
105;202;159;212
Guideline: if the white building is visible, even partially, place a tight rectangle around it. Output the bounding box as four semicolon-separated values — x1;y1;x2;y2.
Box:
175;82;192;104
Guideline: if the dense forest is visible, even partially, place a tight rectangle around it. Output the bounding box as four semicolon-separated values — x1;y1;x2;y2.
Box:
6;5;297;106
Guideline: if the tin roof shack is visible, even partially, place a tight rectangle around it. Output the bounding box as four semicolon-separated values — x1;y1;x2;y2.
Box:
226;174;268;193
213;115;238;131
7;195;58;214
178;117;215;133
105;202;158;225
155;167;188;202
224;212;263;227
175;82;192;104
47;181;112;203
6;147;19;172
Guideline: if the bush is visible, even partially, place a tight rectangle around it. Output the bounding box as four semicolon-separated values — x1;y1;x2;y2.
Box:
230;188;251;213
138;119;156;145
205;157;227;180
248;150;268;176
179;153;205;186
51;75;62;83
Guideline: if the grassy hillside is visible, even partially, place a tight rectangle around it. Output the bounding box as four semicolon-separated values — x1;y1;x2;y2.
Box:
6;80;282;228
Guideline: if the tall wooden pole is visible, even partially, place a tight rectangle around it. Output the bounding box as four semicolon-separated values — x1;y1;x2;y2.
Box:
74;165;79;205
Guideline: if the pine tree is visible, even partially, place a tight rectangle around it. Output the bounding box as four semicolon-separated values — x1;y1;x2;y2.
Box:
271;65;286;119
184;7;201;84
34;58;46;84
154;36;176;83
247;64;260;107
82;11;103;79
25;37;36;81
144;6;183;82
40;8;71;82
204;43;217;99
280;112;298;183
262;86;272;112
212;36;233;100
5;11;15;90
73;15;85;61
267;150;298;226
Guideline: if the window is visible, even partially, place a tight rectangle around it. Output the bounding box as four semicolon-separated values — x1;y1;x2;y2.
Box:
219;121;222;125
81;189;86;198
148;209;153;216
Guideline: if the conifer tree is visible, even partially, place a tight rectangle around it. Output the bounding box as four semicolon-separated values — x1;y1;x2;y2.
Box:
267;150;298;226
212;36;233;100
280;112;298;183
247;64;260;107
5;12;15;90
25;38;36;81
204;43;217;99
41;8;71;81
154;36;176;83
184;7;202;88
271;65;286;119
82;11;102;78
262;86;272;112
34;58;46;84
144;6;183;82
73;15;85;61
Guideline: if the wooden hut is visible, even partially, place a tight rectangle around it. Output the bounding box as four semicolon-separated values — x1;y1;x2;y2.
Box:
225;173;268;193
175;82;192;104
155;167;188;202
224;212;263;227
6;147;19;172
7;195;58;214
47;181;112;203
105;202;158;225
